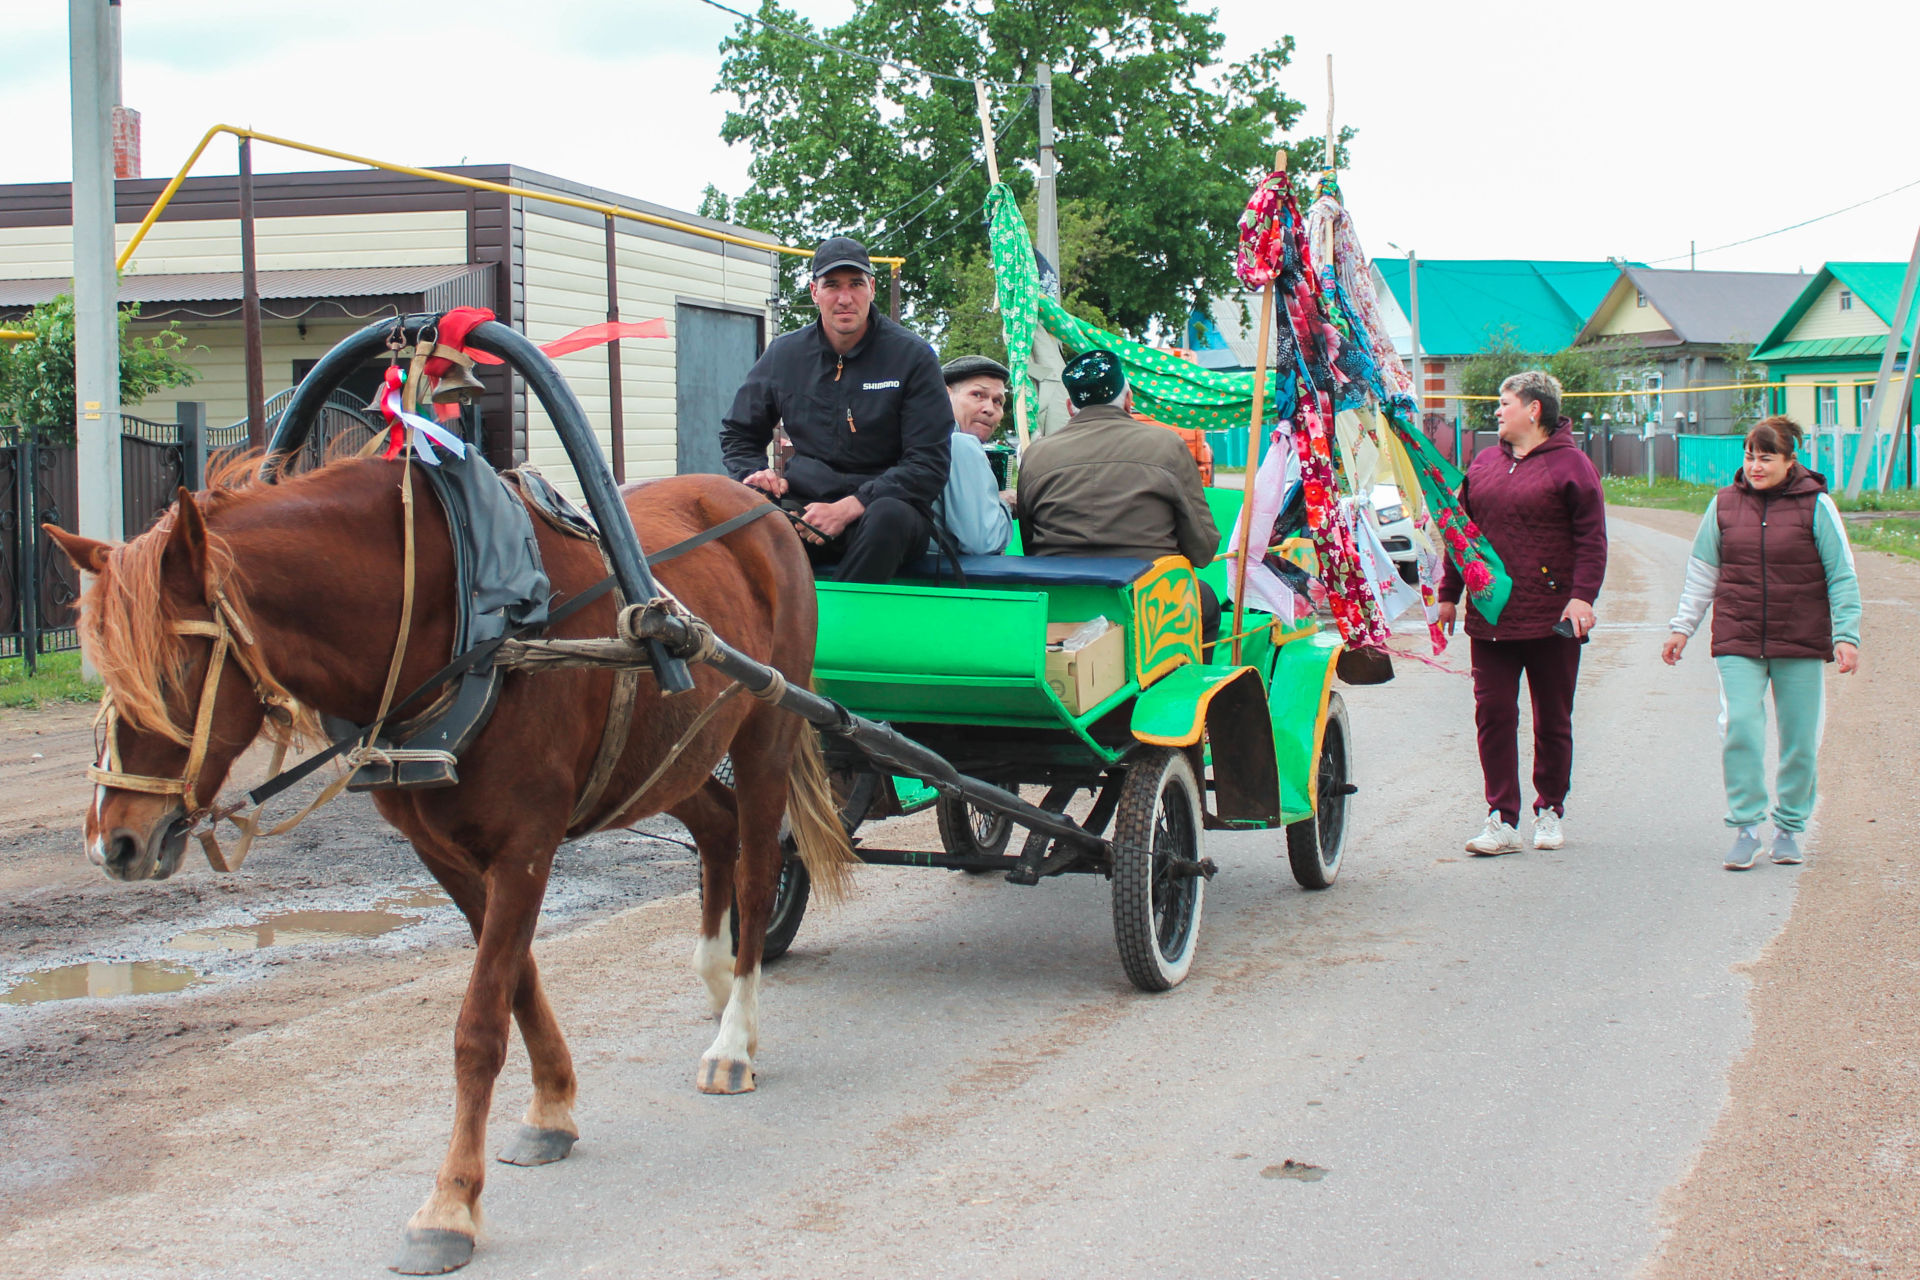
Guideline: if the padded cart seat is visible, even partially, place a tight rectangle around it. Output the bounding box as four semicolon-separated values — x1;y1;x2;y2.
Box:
898;552;1152;589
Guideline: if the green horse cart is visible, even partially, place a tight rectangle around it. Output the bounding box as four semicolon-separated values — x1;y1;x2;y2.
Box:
756;488;1356;993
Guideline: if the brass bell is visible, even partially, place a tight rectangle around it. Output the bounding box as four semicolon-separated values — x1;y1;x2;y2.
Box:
431;362;486;405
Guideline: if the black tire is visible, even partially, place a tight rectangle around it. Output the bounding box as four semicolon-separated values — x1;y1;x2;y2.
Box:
937;795;1014;872
1286;692;1351;889
1110;747;1206;992
1396;559;1419;586
731;842;811;962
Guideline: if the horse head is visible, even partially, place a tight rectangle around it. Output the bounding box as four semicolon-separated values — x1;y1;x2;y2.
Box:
46;489;291;881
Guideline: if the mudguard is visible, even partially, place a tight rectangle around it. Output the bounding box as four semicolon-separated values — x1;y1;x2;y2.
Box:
1132;664;1279;826
1271;628;1343;823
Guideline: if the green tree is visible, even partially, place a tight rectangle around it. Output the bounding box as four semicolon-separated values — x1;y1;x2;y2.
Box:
710;0;1343;338
1454;326;1623;432
939;194;1120;363
0;293;199;437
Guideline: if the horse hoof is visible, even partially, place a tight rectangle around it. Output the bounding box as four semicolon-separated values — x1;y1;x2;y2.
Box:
498;1124;578;1166
389;1227;475;1275
696;1056;755;1094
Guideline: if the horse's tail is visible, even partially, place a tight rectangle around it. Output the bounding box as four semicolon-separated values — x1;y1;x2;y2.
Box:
786;724;857;906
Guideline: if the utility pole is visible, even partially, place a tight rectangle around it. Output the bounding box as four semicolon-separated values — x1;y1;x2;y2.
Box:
70;0;123;543
1845;219;1920;498
1407;250;1426;444
1035;65;1059;272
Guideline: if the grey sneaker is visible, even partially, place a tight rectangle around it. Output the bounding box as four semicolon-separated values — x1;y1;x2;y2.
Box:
1465;812;1523;856
1771;830;1804;865
1724;826;1763;871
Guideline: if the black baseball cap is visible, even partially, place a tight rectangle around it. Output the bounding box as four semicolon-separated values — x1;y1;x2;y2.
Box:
811;235;874;279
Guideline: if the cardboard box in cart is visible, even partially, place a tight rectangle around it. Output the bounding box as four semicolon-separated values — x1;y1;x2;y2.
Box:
1045;621;1126;715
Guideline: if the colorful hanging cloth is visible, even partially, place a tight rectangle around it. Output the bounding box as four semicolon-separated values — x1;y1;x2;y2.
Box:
1303;171;1511;627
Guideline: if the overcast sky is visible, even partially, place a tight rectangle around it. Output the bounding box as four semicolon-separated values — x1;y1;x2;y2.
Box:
6;0;1918;282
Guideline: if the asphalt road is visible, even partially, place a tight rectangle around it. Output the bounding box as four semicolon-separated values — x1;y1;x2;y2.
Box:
0;515;1805;1279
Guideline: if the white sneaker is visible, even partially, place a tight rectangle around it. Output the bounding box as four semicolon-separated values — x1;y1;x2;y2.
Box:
1532;810;1564;850
1465;812;1523;856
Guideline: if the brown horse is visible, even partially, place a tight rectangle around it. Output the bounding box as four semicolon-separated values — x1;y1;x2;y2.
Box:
46;455;855;1274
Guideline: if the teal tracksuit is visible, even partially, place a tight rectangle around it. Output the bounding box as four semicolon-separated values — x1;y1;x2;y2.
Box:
1669;491;1862;833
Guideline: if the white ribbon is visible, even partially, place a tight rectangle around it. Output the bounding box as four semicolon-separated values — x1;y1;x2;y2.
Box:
380;386;468;465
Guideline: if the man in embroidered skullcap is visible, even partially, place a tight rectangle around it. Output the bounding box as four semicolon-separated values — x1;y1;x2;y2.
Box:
1017;349;1222;641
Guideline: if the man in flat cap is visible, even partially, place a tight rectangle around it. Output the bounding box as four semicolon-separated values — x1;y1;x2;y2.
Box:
1018;349;1222;636
721;235;951;583
932;354;1014;556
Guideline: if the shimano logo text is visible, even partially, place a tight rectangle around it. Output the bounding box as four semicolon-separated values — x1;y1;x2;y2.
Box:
862;380;901;391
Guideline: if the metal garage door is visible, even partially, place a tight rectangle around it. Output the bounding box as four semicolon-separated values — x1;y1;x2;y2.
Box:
675;303;762;475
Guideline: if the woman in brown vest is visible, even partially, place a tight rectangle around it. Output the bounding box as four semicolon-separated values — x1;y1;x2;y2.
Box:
1660;417;1862;869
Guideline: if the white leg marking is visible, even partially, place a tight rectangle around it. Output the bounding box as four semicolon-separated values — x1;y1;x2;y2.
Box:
692;910;735;1017
702;964;762;1065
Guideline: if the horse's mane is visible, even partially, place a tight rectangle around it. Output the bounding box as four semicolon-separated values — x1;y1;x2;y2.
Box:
80;448;346;745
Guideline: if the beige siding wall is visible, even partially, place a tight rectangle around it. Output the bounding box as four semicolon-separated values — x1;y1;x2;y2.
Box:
0;211;467;280
1593;284;1670;337
125;318;366;424
1787;279;1889;342
521;208;773;499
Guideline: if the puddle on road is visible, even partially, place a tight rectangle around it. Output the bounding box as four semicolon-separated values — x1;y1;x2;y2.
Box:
1;960;205;1004
167;887;451;953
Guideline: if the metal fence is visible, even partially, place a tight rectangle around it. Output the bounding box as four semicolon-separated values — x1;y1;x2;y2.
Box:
1;426;82;669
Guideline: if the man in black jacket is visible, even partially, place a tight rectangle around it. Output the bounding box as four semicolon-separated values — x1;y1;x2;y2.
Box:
720;236;951;583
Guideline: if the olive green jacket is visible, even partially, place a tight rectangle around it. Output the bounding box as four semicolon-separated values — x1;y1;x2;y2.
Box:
1016;404;1220;565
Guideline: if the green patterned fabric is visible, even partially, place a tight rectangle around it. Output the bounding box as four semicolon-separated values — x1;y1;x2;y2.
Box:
985;181;1284;435
986;184;1041;427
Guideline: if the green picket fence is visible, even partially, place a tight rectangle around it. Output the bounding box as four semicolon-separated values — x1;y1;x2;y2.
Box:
1677;431;1918;487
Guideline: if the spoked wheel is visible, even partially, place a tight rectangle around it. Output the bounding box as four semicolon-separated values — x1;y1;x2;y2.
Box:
1286;692;1351;889
937;794;1014;872
1110;747;1206;992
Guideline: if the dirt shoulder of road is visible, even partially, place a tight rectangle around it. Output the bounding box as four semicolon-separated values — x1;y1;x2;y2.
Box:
1613;507;1920;1277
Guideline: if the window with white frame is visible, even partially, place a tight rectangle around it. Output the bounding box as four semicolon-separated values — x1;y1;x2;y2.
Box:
1816;384;1839;426
1839;290;1853;312
1856;381;1873;427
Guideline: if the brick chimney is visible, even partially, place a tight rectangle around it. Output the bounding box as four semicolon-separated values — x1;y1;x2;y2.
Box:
111;105;141;180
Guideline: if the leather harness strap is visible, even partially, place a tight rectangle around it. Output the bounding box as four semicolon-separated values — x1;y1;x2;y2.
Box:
157;499;786;863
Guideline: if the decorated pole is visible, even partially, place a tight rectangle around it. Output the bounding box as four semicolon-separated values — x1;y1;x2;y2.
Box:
974;79;1031;453
1230;151;1286;665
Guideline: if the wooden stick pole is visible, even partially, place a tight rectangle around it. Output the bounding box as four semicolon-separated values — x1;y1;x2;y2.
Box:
974;80;1001;186
1230;150;1287;665
1324;55;1335;169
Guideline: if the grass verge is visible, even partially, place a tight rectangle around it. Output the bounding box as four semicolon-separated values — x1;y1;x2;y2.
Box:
1603;478;1920;560
0;651;102;711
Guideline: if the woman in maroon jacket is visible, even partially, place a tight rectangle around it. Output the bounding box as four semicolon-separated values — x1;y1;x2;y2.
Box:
1439;370;1609;856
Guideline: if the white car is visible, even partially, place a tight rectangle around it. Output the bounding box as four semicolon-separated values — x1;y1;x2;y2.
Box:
1364;482;1420;585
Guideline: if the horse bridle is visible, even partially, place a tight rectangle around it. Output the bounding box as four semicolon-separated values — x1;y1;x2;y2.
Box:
87;588;298;851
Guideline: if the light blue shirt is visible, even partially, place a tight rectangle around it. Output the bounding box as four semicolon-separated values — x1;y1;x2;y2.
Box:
931;430;1012;555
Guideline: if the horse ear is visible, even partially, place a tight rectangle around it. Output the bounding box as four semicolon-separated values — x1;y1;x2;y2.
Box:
42;524;114;575
166;488;212;589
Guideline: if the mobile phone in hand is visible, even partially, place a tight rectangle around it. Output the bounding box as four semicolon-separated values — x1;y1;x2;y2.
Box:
1552;618;1578;639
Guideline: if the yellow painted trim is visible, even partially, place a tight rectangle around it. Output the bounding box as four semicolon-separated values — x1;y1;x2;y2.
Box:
115;124;908;274
1131;555;1203;688
1304;644;1342;813
1133;666;1261;747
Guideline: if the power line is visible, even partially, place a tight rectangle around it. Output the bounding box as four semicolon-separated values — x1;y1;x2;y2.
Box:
694;0;1034;90
870;91;1037;248
1649;175;1920;265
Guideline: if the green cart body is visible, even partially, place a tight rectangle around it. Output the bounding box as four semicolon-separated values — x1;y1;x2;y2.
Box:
758;485;1358;991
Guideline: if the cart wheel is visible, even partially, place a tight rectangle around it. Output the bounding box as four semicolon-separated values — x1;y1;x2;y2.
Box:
1286;692;1351;889
732;841;811;962
1110;747;1206;992
937;795;1014;871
